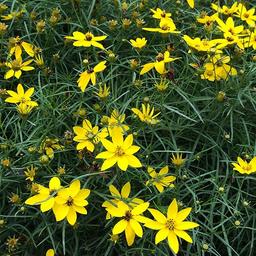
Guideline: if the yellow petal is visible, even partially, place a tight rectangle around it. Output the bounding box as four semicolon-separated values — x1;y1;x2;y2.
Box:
40;197;55;212
175;221;199;230
167;199;178;219
130;219;143;237
101;157;118;171
167;231;179;254
109;185;121;197
67;207;77;225
148;208;167;223
140;62;155;75
117;156;129;171
49;177;61;190
53;203;69;221
121;182;130;198
155;228;169;244
113;219;128;234
132;202;149;215
125;223;135;246
176;208;192;223
174;229;192;243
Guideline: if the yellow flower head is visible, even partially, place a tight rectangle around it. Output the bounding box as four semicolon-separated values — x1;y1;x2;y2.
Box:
24;165;37;182
25;177;62;213
132;103;160;125
143;18;180;34
5;83;38;107
102;182;144;219
73;119;108;152
211;2;238;16
46;249;55;256
140;51;180;75
95;83;110;100
53;180;90;225
96;129;142;171
107;201;149;246
8;37;35;58
150;8;172;20
171;153;186;167
186;0;194;8
65;31;107;50
104;109;129;136
77;61;107;92
236;3;256;27
5;57;34;79
144;199;199;254
39;138;64;159
146;166;176;192
130;37;147;49
232;156;256;175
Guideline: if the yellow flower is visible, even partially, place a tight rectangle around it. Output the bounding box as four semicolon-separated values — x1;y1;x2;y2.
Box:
8;37;35;58
77;61;107;92
102;182;144;219
130;37;147;49
96;129;142;171
201;54;237;81
144;199;199;254
65;31;107;50
150;8;172;20
17;103;37;116
143;18;180;34
146;166;176;192
95;83;110;100
25;177;62;212
1;10;24;21
183;35;221;52
39;138;64;159
132;103;160;125
104;109;130;136
107;201;149;246
248;30;256;49
236;4;256;27
34;54;44;67
140;51;179;75
46;249;55;256
171;153;186;167
211;3;238;16
197;13;218;25
53;180;90;225
73;119;108;152
232;156;256;175
186;0;194;8
24;165;37;182
5;83;38;107
5;57;34;79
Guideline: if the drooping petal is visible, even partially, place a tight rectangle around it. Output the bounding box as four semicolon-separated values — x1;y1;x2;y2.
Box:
130;219;143;237
67;208;77;225
125;223;136;246
53;203;69;221
167;231;179;254
117;156;129;171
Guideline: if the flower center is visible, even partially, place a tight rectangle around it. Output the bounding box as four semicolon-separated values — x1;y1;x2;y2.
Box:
243;164;251;171
156;53;164;62
243;13;249;19
20;97;27;103
124;210;132;221
11;60;21;71
85;33;92;41
66;196;74;206
166;219;175;230
116;146;125;156
87;68;94;74
161;25;170;31
87;132;94;139
161;12;166;18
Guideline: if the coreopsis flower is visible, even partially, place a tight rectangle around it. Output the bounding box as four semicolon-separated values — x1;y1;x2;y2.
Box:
96;129;142;171
8;37;35;58
5;84;38;108
232;156;256;174
150;8;171;20
248;30;256;49
201;54;237;82
73;119;108;152
197;13;218;25
17;103;37;116
146;166;176;192
186;0;194;8
143;18;180;34
132;103;160;125
171;153;186;167
144;199;199;254
183;35;221;52
130;37;147;50
1;10;25;21
24;165;37;182
140;51;179;75
211;2;238;16
39;138;64;159
95;83;110;100
25;177;62;212
65;31;107;50
236;4;256;27
4;57;34;79
77;61;107;92
102;182;144;219
53;180;90;225
46;249;55;256
103;109;129;136
107;201;149;246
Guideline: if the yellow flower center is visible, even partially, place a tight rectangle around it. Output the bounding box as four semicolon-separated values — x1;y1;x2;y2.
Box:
156;53;164;62
85;33;93;41
243;164;251;171
161;12;166;18
11;60;21;71
124;210;132;221
20;97;27;103
116;146;125;156
166;219;175;230
161;25;170;31
87;132;94;139
66;196;74;206
243;13;249;19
